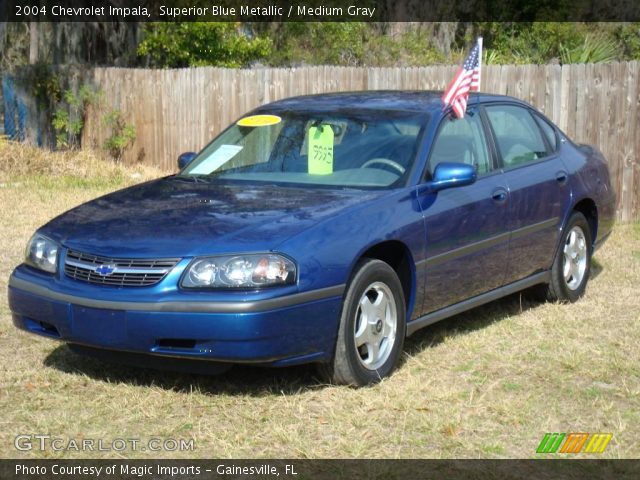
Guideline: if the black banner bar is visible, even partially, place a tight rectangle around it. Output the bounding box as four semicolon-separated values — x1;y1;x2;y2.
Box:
2;460;640;480
3;0;640;22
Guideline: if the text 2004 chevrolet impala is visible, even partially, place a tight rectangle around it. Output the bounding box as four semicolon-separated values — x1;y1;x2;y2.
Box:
9;92;615;385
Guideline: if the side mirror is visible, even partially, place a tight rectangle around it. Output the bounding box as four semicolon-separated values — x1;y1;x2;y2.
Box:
177;152;197;169
427;162;477;192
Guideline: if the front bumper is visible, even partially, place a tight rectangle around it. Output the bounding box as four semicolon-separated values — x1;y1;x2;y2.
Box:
8;266;344;367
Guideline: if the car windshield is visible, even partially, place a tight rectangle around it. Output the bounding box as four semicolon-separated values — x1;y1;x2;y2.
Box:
180;109;428;189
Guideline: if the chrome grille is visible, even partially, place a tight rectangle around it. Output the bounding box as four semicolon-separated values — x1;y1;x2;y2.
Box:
64;250;180;287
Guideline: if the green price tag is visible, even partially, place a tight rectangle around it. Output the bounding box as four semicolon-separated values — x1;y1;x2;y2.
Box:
308;124;334;175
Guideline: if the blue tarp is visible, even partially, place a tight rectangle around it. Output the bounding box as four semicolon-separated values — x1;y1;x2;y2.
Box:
2;76;28;141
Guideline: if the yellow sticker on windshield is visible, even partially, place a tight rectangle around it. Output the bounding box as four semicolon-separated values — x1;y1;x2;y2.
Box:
237;114;282;127
308;125;334;175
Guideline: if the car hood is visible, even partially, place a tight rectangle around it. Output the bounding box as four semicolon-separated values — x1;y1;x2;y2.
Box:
41;177;384;257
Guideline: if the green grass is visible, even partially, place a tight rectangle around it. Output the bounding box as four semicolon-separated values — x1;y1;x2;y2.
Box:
0;144;639;459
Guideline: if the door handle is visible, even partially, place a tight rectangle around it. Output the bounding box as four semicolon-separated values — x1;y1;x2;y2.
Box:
556;171;568;185
491;188;508;203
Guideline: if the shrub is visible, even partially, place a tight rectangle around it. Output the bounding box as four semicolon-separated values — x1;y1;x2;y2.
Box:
559;35;619;64
101;110;136;162
52;85;98;149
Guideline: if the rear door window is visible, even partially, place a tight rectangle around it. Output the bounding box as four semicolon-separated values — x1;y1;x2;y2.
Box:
485;105;549;169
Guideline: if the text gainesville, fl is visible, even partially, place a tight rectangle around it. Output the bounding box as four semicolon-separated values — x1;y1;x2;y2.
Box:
16;464;293;476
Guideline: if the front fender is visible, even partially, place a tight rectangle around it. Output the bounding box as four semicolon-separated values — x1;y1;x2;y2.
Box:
276;187;426;318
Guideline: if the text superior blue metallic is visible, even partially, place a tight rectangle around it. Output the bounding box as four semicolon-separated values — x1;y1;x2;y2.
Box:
8;91;615;385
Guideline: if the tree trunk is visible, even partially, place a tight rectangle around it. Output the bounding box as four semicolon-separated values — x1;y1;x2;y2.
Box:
29;22;38;64
432;22;458;57
0;22;6;55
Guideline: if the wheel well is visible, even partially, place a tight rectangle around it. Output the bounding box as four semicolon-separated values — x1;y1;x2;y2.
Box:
360;241;413;310
573;198;598;242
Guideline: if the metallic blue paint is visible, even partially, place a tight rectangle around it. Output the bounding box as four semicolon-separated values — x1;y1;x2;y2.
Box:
427;162;477;192
177;151;197;170
8;91;616;370
418;169;511;313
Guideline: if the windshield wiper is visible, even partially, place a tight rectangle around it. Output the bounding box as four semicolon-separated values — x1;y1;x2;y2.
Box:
173;175;214;184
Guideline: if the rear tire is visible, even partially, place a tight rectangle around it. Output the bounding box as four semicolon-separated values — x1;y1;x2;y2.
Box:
319;258;406;386
546;211;592;303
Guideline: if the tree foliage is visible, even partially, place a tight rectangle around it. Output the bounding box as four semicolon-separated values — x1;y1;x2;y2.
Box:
137;22;272;68
1;21;639;71
475;22;635;65
135;22;640;68
262;23;446;67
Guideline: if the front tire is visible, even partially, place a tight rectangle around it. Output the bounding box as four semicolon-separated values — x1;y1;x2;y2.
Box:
321;258;406;386
546;211;592;302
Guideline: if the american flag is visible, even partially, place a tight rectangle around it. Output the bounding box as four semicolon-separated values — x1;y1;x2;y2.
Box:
442;38;482;119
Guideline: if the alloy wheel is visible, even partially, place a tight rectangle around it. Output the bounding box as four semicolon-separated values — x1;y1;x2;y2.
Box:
563;225;588;290
353;281;398;370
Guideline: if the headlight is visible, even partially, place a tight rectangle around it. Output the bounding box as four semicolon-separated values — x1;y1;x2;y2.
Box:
182;254;296;289
25;233;59;273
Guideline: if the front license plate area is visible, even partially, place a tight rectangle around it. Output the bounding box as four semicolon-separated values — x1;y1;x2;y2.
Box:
72;306;127;346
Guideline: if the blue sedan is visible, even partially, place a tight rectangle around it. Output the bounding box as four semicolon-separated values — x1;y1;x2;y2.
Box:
8;91;616;385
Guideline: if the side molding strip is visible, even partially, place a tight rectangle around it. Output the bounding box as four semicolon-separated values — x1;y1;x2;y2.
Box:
406;271;551;336
510;217;559;241
416;217;560;268
421;232;510;268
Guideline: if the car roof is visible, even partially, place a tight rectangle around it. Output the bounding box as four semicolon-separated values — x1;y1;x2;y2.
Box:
256;90;528;114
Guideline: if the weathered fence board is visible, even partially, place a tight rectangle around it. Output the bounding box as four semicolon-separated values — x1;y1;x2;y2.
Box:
82;63;640;221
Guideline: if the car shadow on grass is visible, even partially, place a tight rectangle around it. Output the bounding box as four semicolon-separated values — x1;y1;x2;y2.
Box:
44;345;322;396
591;257;604;279
403;258;603;360
401;287;549;361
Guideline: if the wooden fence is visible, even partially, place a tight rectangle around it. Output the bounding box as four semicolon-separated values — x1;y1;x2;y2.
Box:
82;63;640;222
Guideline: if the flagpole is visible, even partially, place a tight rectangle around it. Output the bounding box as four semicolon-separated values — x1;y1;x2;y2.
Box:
477;37;483;92
441;36;483;119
